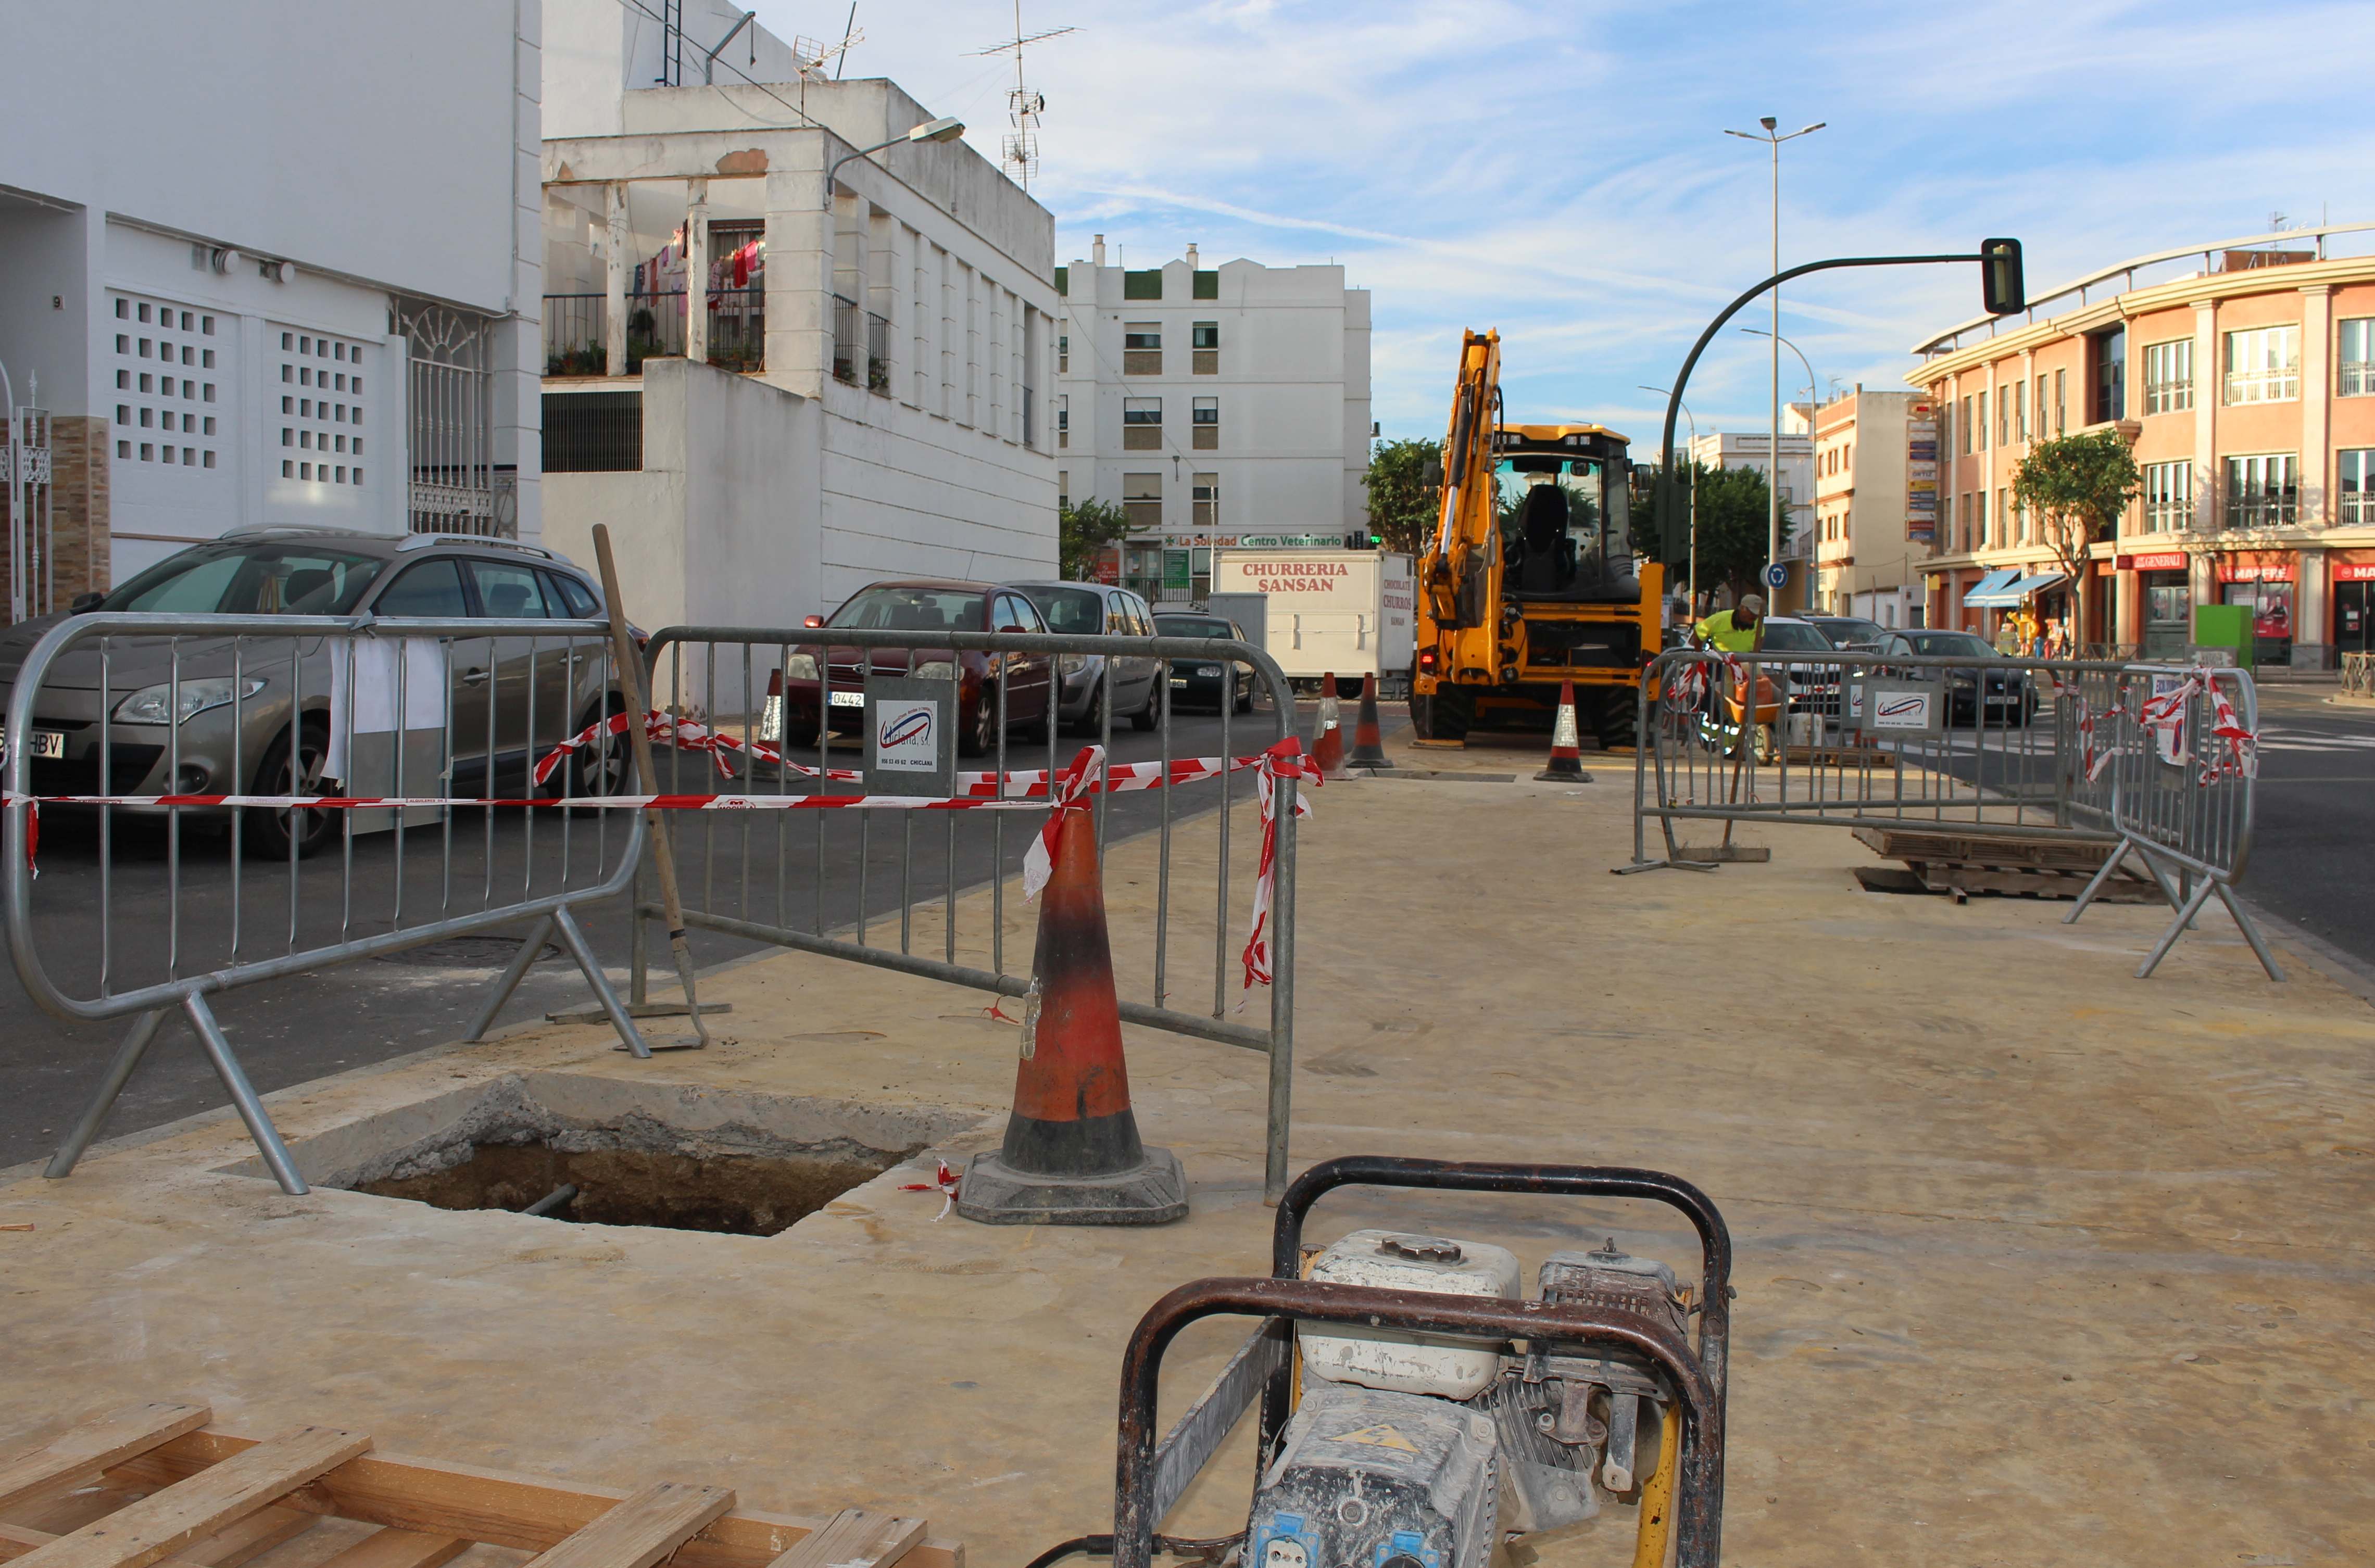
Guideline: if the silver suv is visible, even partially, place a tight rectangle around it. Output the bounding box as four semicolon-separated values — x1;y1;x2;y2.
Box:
1007;581;1164;732
0;526;627;856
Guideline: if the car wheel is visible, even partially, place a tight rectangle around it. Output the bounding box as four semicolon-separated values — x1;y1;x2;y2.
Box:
552;696;631;801
245;716;336;858
1129;677;1159;731
1070;685;1104;737
959;693;997;757
1234;673;1254;714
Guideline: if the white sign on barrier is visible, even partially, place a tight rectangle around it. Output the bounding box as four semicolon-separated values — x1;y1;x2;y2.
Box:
1864;684;1940;735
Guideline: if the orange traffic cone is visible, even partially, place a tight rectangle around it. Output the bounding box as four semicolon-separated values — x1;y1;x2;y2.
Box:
1537;680;1591;783
1346;672;1390;770
1312;673;1347;780
957;801;1187;1225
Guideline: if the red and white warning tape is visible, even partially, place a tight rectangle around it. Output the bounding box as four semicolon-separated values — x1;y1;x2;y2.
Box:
897;1156;961;1221
2046;672;2113;783
1;730;1324;989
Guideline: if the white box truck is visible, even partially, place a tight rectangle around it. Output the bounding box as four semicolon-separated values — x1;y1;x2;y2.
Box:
1210;549;1415;693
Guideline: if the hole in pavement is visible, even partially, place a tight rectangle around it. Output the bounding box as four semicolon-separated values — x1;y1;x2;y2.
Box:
223;1070;986;1236
356;1140;891;1235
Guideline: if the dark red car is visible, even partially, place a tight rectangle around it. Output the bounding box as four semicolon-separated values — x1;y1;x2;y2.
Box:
761;580;1058;756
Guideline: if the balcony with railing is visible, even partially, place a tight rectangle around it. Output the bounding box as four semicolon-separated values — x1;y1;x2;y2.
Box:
2222;365;2298;404
2341;359;2375;398
543;288;763;376
832;295;860;385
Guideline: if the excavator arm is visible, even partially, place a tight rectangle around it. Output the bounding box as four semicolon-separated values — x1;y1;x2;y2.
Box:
1421;331;1502;630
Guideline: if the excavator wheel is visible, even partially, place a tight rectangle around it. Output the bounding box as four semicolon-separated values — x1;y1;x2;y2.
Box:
1590;689;1639;754
1411;685;1473;743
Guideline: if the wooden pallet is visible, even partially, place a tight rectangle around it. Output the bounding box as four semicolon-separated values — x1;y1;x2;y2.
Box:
0;1405;954;1568
1850;826;2155;905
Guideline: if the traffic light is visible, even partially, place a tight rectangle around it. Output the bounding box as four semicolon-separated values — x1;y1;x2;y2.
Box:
1980;237;2025;316
1344;532;1378;550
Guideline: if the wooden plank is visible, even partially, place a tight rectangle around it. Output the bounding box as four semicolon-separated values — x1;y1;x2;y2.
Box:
307;1529;467;1568
110;1434;963;1568
761;1511;925;1568
0;1406;215;1514
2;1507;310;1568
521;1484;733;1568
19;1428;370;1568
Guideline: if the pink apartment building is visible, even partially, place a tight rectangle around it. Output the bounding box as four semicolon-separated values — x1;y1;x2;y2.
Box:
1910;224;2375;665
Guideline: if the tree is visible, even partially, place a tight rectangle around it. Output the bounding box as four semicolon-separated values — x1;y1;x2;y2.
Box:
1363;437;1441;555
1058;498;1132;581
2013;429;2141;649
1635;460;1781;605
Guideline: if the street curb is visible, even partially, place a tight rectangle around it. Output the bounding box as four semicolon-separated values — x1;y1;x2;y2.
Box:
2236;895;2375;1010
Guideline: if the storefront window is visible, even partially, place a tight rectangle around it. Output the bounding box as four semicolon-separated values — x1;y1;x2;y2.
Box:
2142;575;2191;661
2220;577;2294;666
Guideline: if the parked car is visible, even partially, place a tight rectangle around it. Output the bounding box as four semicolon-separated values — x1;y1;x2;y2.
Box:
1754;616;1843;717
1152;611;1256;713
762;580;1056;757
1870;628;2039;726
0;526;631;857
1805;614;1888;651
1007;581;1162;734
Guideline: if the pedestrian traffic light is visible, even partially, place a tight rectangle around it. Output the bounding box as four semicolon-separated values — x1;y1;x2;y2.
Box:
1981;237;2025;316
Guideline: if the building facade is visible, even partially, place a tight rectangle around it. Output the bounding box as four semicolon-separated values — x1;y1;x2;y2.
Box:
538;1;1058;627
1055;241;1371;602
1687;408;1813;611
1912;225;2375;665
0;1;543;612
1811;387;1933;627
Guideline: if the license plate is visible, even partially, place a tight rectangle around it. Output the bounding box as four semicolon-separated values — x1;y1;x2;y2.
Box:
0;726;66;760
827;690;865;709
1170;678;1189;687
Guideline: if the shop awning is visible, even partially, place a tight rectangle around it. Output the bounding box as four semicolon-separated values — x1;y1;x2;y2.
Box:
1959;568;2023;608
2007;571;2068;599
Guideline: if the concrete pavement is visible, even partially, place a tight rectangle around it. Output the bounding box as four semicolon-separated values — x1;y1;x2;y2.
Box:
4;722;2371;1567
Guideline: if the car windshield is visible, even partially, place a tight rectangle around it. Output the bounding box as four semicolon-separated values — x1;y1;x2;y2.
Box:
1020;586;1106;634
1901;631;1995;657
101;542;386;615
1816;618;1885;644
1757;622;1834;652
827;586;985;631
1155;616;1235;639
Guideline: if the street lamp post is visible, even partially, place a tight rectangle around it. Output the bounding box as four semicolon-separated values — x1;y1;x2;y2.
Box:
825;116;966;194
1725;116;1824;603
1640;384;1698;612
1740;325;1820;603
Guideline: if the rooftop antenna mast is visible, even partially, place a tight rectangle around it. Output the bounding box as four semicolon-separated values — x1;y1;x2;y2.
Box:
970;5;1075;192
788;17;865;116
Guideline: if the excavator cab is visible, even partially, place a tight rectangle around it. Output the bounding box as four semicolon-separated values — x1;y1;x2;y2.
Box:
1492;436;1637;604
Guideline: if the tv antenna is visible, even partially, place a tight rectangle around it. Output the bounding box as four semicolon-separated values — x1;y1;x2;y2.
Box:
970;4;1075;191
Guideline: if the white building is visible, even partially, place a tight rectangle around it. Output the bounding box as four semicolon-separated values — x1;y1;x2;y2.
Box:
536;0;1058;630
0;0;542;606
1688;404;1814;611
1812;386;1934;627
1055;241;1371;602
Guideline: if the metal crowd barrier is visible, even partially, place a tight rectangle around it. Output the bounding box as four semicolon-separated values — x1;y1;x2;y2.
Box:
2060;663;2281;980
1622;646;2276;982
1622;646;2100;872
4;610;650;1193
2343;650;2374;700
631;623;1308;1200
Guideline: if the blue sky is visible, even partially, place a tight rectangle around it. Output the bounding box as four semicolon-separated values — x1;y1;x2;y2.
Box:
754;0;2375;447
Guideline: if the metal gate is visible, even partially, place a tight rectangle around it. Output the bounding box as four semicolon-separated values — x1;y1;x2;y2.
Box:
1;360;54;624
395;300;502;537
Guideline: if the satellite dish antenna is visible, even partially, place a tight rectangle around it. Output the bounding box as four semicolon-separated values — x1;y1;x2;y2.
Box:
969;5;1075;192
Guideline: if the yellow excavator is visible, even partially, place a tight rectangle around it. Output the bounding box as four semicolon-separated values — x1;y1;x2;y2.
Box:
1411;330;1664;748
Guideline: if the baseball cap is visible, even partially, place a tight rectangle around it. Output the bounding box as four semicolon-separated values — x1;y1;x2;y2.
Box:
1739;594;1765;614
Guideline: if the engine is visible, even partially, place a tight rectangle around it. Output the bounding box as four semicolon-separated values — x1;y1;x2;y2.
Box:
1246;1230;1689;1568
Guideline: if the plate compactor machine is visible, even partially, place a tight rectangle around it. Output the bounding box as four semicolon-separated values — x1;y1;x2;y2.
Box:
1031;1157;1732;1568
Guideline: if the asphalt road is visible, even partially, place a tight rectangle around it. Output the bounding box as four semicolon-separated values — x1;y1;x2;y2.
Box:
2229;686;2375;969
0;698;1338;1171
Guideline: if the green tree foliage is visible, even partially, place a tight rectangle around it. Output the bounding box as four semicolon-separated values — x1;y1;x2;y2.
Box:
1363;437;1442;555
1058;498;1133;581
1635;460;1783;604
2013;431;2141;646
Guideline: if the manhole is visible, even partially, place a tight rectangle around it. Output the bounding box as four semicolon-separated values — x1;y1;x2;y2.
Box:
219;1071;984;1240
357;1142;888;1236
373;935;564;968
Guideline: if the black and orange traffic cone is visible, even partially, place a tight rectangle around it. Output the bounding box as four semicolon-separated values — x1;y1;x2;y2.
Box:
1346;672;1390;771
1312;673;1347;780
957;801;1188;1225
1537;680;1591;783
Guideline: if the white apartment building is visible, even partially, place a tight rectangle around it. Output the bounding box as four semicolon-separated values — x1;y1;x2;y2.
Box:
1689;406;1813;611
1055;242;1371;601
538;0;1057;630
1811;386;1934;627
0;0;542;610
